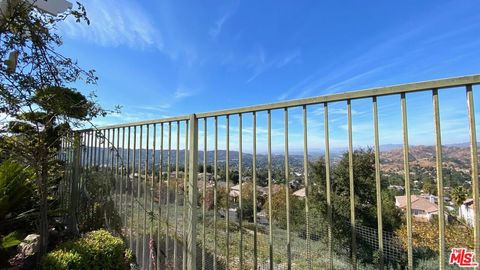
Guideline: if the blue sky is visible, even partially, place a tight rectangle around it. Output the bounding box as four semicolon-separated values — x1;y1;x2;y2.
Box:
58;0;480;153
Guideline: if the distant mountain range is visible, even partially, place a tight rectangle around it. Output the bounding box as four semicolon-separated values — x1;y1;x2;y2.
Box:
82;142;477;172
380;143;478;173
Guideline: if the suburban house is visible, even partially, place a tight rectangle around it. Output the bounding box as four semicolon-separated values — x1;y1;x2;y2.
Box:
292;187;306;198
459;198;475;226
229;183;282;201
395;195;440;222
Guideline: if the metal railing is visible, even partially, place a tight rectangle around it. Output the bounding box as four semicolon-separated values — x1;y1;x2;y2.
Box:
60;74;480;270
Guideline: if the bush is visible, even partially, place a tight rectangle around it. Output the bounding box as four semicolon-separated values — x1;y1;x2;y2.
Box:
268;185;305;230
41;249;82;269
41;229;134;270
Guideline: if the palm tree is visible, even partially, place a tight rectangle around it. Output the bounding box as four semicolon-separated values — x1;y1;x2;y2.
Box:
450;186;468;207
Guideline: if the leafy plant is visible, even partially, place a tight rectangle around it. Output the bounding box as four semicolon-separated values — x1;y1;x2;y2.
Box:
41;229;133;270
1;231;23;250
0;160;35;230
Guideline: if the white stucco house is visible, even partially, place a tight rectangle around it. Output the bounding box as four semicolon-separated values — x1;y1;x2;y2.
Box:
459;198;475;226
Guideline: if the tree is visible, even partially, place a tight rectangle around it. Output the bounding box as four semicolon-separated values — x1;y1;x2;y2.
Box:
421;178;437;196
268;184;305;230
0;0;106;259
450;186;468;207
309;148;403;264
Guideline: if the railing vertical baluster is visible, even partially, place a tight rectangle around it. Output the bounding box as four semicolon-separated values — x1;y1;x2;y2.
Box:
166;122;171;267
203;118;207;270
432;89;446;269
183;120;189;270
93;131;97;168
225;114;230;270
94;131;98;168
81;131;86;170
239;113;244;270
66;133;71;209
157;123;164;269
267;109;273;270
137;125;143;264
324;103;333;270
284;108;292;270
121;128;125;229
150;124;156;270
252;112;258;270
401;93;414;269
125;127;131;248
131;126;136;251
106;129;110;172
144;125;149;268
214;116;218;270
347;100;357;270
101;129;108;172
79;133;86;224
187;114;199;270
174;121;180;269
112;128;115;170
82;132;87;201
62;137;67;209
466;85;480;261
116;128;120;210
89;130;94;170
372;96;384;269
125;127;132;249
303;105;311;270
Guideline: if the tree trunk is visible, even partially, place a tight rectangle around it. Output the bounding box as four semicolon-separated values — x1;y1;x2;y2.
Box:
38;148;49;262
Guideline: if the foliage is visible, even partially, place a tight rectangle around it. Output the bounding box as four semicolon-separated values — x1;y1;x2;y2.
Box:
0;0;112;258
41;229;133;270
78;171;122;233
309;148;403;264
41;249;83;270
268;185;305;230
450;186;468;207
216;187;229;210
0;231;23;250
396;220;474;252
0;159;36;231
421;179;437;196
237;182;256;222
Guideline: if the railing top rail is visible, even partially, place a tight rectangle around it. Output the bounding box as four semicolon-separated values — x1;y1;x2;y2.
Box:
82;74;480;131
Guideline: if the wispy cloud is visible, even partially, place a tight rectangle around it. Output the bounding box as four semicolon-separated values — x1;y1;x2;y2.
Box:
173;87;194;99
209;2;238;40
276;7;464;101
61;0;163;50
246;48;301;83
132;87;196;112
209;13;230;40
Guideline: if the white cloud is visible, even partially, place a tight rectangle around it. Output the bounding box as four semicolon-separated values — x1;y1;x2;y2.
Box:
209;13;230;40
208;2;238;40
173;87;194;99
246;48;301;83
61;0;163;50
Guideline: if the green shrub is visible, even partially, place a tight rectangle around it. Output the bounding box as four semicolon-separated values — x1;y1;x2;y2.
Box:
41;250;82;269
41;229;133;270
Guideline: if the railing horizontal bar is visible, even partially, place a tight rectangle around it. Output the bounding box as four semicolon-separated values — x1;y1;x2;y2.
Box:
80;116;190;131
196;74;480;118
80;74;480;131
